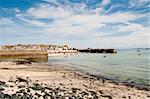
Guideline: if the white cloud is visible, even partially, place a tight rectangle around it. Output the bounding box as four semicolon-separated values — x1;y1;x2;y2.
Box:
118;22;146;32
1;2;149;48
129;0;149;7
0;18;14;26
41;0;58;3
27;4;71;19
22;18;48;27
101;0;110;6
16;13;48;27
44;11;141;37
89;29;149;48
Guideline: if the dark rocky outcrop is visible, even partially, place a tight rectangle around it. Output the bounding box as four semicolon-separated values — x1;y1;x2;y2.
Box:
77;48;117;53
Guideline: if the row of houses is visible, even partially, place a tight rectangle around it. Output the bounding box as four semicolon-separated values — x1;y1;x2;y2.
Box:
0;44;71;51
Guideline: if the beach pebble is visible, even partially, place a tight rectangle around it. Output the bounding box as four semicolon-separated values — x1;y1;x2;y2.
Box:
31;83;43;90
4;94;11;99
101;95;113;99
0;81;6;86
43;93;52;99
0;92;4;98
0;87;5;91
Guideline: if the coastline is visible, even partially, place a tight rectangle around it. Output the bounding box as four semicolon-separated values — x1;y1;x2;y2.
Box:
0;61;149;99
85;73;150;91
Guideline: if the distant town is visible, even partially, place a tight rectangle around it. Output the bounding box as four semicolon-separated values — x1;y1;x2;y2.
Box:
0;44;117;54
0;44;71;51
0;44;118;53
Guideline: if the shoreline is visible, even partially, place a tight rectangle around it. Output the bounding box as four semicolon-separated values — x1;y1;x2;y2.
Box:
85;73;150;91
0;61;149;98
47;62;150;91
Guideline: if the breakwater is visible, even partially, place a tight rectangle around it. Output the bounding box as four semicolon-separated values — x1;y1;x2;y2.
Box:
77;48;117;53
0;50;48;61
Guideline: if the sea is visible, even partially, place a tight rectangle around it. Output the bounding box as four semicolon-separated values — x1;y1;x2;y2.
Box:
48;48;150;86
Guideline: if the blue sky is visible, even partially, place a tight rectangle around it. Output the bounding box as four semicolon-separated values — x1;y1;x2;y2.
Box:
0;0;149;48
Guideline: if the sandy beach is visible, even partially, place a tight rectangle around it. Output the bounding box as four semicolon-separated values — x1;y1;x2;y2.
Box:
0;61;149;99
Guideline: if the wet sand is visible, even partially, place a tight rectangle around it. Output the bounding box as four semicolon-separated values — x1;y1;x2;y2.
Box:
0;61;149;99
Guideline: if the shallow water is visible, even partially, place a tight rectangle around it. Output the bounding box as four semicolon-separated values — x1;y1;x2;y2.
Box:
48;49;150;86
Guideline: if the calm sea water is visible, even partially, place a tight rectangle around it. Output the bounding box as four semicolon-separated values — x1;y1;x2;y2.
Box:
48;49;150;86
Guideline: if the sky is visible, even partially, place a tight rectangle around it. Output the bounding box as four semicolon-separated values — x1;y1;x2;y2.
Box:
0;0;149;48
